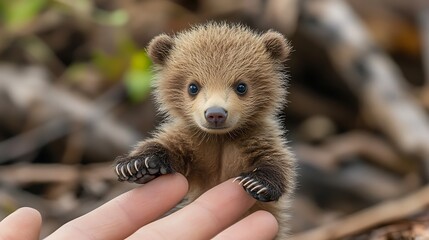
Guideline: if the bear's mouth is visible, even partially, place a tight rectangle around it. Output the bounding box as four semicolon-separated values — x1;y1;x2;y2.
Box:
199;124;232;133
205;125;229;130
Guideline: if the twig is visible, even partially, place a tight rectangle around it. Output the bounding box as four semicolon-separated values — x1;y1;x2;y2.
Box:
324;132;404;172
0;163;116;185
295;131;411;174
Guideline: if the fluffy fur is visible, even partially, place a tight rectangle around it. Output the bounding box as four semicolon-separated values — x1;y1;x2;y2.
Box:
115;22;296;239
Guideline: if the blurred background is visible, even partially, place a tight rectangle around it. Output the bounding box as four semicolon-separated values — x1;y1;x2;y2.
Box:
1;0;429;239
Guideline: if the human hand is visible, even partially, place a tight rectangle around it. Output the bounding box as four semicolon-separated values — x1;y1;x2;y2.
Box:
0;174;278;240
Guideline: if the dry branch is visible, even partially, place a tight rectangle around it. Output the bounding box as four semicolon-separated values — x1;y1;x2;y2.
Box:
328;133;407;172
0;163;115;185
0;65;141;161
291;185;429;240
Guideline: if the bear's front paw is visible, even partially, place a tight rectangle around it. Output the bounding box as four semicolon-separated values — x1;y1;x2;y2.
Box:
233;171;281;202
115;154;173;184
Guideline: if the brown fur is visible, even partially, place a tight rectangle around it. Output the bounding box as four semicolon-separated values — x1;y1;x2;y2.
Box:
116;22;296;239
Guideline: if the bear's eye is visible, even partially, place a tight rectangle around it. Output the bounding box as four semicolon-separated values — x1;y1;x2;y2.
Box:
188;83;199;96
235;83;247;95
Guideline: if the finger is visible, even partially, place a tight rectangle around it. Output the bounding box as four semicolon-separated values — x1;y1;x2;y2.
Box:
213;210;279;240
46;173;188;240
0;207;42;240
129;179;256;240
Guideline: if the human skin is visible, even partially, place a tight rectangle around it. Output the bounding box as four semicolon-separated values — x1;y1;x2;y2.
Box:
0;174;278;240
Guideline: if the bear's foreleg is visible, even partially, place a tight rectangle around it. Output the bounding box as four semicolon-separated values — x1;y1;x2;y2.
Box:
115;132;193;184
234;136;294;202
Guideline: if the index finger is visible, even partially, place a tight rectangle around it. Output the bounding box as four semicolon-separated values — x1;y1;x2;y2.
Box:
129;179;256;240
45;173;188;240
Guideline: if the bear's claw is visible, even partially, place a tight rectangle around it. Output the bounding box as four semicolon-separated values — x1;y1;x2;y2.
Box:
115;155;171;184
233;172;279;202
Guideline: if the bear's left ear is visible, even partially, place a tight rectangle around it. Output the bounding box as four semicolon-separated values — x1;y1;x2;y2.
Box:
261;31;291;61
147;34;175;66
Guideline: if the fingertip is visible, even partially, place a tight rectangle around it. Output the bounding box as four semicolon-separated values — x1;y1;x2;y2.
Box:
0;207;42;240
9;207;42;227
253;210;279;235
18;207;42;222
18;207;43;233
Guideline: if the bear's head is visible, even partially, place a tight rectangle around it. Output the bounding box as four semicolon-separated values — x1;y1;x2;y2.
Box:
147;23;291;135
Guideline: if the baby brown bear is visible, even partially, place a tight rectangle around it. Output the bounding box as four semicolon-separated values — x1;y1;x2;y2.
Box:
115;22;296;239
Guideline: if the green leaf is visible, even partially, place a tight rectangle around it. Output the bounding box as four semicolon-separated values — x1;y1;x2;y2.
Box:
91;35;139;81
130;50;151;70
124;70;153;103
93;49;127;81
2;0;48;31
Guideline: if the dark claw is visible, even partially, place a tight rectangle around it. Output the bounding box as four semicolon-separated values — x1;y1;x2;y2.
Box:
114;153;173;185
234;171;281;202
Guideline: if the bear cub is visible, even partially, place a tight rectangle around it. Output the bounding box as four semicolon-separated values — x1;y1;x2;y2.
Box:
115;22;296;238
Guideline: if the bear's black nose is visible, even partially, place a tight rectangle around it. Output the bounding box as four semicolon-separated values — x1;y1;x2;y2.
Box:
205;107;228;125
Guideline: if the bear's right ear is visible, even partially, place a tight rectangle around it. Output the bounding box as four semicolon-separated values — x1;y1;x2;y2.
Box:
261;31;291;62
147;34;174;65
